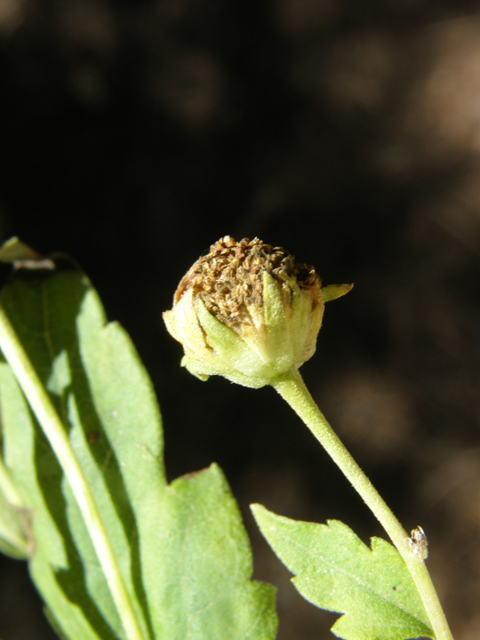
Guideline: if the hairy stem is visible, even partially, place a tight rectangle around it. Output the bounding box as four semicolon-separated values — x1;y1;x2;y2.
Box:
0;305;145;640
272;367;453;640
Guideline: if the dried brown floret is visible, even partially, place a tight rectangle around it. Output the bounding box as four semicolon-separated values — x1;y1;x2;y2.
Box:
175;236;322;329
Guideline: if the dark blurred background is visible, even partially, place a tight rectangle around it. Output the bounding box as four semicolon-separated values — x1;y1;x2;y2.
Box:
1;0;480;638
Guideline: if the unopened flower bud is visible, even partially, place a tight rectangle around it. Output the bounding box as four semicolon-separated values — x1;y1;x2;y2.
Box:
163;236;352;388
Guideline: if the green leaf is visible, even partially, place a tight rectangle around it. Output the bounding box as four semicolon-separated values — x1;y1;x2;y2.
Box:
251;504;434;640
0;487;28;559
0;454;28;559
0;236;41;263
0;255;277;640
146;464;277;640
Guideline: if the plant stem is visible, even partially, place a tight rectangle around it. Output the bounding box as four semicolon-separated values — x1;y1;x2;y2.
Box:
0;306;145;640
272;367;453;640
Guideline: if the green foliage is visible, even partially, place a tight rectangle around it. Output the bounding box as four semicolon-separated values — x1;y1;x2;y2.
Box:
0;255;277;640
251;504;434;640
0;239;447;640
0;462;28;559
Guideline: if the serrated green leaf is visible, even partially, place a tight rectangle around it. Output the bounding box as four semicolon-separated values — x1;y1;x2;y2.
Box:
0;260;277;640
144;464;277;640
251;504;433;640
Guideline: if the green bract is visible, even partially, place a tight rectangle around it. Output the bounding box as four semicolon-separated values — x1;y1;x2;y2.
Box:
163;237;352;388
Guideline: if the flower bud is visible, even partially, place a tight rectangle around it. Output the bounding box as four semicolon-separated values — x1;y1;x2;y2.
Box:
163;236;352;388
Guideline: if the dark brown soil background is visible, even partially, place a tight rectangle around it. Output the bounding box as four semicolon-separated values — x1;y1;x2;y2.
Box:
1;1;480;638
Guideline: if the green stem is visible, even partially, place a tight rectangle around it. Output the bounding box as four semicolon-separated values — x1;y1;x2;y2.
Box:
0;306;145;640
272;367;453;640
